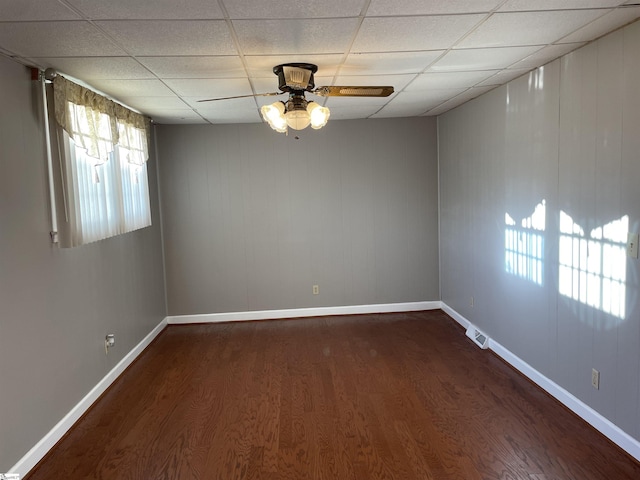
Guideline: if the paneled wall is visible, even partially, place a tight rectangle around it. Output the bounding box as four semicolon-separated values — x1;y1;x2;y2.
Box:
156;117;439;316
439;21;640;441
0;56;166;470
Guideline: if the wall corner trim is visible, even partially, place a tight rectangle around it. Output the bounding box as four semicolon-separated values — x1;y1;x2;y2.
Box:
166;301;442;324
10;318;168;478
440;302;640;463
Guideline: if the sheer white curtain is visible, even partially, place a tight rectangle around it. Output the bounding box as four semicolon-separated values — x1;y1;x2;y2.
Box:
53;76;151;247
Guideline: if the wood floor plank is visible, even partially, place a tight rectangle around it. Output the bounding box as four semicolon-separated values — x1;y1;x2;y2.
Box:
24;311;640;480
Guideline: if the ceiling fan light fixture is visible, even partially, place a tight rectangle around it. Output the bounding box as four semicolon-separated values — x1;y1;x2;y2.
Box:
307;102;330;129
200;63;393;132
260;90;331;133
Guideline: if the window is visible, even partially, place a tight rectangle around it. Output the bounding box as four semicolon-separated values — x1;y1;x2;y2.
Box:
52;76;151;247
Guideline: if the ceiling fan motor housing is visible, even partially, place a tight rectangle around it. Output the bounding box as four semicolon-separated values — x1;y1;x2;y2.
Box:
286;92;308;112
274;63;317;92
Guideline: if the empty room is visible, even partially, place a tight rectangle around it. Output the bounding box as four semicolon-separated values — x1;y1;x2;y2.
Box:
2;1;640;479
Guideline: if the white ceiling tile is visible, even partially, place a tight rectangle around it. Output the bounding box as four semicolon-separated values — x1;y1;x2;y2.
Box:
96;20;236;56
450;85;496;102
194;96;258;113
138;56;245;79
165;78;253;98
476;68;532;86
431;46;542;71
201;110;262;124
508;43;585;69
372;103;433;118
233;18;359;55
323;105;386;120
425;85;496;114
0;0;80;20
374;88;465;118
333;74;417;92
342;51;445;75
65;0;225;19
151;110;208;124
88;79;176;99
116;96;190;111
35;57;154;79
244;55;344;78
406;71;498;91
0;21;126;57
368;0;503;16
324;96;390;108
557;7;640;44
352;15;486;52
499;0;624;11
457;10;607;48
390;89;469;107
225;0;364;18
155;118;209;125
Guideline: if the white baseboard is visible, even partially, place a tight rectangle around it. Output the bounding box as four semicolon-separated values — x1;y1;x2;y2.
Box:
10;319;168;478
441;302;640;463
440;302;471;330
166;301;441;324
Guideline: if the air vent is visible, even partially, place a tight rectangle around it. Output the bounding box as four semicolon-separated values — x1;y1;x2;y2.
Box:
466;325;490;349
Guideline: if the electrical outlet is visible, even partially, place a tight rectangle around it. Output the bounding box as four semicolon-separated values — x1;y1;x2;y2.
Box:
592;368;600;390
312;285;319;295
105;334;115;354
470;296;474;308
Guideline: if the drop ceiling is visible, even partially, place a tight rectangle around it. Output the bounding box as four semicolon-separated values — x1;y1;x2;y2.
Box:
1;0;639;125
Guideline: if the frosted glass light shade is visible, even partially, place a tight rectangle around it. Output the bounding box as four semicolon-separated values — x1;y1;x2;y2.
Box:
307;102;330;129
285;110;311;130
260;102;287;133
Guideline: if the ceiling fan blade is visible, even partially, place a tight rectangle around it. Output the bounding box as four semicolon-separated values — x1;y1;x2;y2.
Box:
197;92;281;103
313;86;394;98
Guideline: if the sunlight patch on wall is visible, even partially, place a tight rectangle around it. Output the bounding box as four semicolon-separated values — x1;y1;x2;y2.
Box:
505;200;546;285
528;65;545;91
558;212;628;319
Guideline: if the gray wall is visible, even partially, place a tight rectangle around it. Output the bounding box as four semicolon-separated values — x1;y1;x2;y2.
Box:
0;56;166;470
439;21;640;441
157;117;439;316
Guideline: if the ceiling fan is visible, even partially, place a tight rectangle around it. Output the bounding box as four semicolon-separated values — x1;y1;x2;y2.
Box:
198;63;394;133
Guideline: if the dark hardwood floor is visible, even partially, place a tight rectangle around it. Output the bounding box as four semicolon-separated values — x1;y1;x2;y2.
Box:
26;310;640;479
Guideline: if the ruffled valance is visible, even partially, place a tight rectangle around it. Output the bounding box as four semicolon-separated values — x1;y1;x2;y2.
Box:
53;75;150;165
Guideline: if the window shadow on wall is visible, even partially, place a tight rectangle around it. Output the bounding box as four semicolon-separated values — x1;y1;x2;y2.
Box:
505;200;546;286
558;212;628;320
